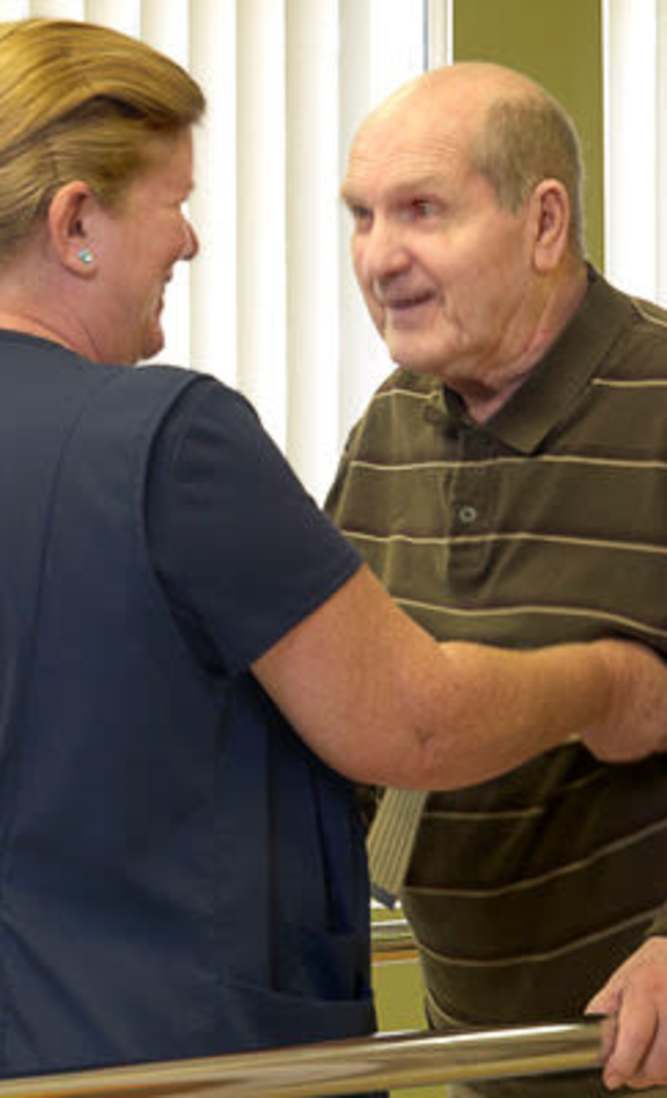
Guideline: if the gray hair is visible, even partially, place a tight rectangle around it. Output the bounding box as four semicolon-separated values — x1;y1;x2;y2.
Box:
470;92;585;256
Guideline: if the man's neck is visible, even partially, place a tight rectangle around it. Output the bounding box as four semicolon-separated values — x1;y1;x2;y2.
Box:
461;260;589;424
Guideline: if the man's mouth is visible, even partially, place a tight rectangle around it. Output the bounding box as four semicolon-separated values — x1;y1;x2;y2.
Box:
384;291;434;311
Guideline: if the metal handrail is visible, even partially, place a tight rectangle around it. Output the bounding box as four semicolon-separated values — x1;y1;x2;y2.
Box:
0;1018;613;1097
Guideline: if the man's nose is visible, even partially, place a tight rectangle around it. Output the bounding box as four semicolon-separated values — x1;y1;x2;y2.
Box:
359;216;410;284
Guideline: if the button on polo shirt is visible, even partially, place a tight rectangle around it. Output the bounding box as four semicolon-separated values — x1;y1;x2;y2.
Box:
457;504;478;524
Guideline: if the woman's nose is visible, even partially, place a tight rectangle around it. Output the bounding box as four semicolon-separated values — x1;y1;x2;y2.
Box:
182;219;199;261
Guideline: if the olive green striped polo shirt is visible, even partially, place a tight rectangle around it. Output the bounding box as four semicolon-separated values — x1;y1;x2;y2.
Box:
326;269;667;1097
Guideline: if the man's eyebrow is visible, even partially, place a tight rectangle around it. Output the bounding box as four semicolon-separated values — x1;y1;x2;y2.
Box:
339;183;361;207
340;174;444;207
391;175;444;196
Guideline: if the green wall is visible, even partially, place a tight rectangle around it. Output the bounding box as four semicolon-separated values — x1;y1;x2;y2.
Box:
454;0;604;268
372;946;435;1098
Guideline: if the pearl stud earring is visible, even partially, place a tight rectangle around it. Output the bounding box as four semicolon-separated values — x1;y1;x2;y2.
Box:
78;247;94;265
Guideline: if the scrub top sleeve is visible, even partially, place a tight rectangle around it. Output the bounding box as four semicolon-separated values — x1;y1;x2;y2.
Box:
146;376;361;675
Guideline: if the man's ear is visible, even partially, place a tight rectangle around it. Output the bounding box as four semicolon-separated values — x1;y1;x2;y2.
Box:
47;181;98;277
530;179;571;273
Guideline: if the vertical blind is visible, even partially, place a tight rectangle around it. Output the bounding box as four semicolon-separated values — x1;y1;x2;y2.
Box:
0;0;446;500
603;0;667;304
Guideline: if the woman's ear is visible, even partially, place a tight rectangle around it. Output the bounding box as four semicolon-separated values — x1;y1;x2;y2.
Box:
530;179;572;273
47;181;98;276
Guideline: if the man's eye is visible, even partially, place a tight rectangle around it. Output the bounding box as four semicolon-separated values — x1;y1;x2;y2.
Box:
350;205;372;228
412;199;437;217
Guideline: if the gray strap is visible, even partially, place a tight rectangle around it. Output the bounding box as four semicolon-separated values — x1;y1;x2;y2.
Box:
366;787;428;908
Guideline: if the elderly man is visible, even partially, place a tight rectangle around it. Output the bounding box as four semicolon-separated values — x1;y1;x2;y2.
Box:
328;62;667;1096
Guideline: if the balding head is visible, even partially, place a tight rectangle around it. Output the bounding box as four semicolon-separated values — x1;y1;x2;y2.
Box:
368;61;539;119
352;63;584;256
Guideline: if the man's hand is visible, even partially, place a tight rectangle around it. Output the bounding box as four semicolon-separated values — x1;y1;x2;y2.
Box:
586;938;667;1090
581;639;667;762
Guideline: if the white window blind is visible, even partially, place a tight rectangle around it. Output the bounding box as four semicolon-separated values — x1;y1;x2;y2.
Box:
0;0;449;498
603;0;667;303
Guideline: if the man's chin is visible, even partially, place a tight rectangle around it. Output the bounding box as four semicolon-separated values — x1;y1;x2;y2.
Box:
387;343;446;378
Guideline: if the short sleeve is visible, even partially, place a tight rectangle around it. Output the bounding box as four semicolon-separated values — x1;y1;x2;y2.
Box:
146;376;361;675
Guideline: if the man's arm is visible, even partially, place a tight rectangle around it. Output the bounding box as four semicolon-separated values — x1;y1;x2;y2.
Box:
253;564;667;789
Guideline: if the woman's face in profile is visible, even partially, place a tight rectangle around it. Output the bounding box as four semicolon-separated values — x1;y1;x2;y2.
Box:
90;128;198;365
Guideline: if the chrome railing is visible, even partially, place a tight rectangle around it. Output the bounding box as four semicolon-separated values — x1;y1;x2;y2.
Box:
0;1018;613;1097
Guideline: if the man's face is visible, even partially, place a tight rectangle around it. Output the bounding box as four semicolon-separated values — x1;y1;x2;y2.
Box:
342;95;537;390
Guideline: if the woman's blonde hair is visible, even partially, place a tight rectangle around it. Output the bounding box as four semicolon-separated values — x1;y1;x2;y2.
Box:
0;18;205;256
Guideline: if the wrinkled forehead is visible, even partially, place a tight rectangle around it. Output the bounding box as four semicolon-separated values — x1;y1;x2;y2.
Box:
342;103;475;201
